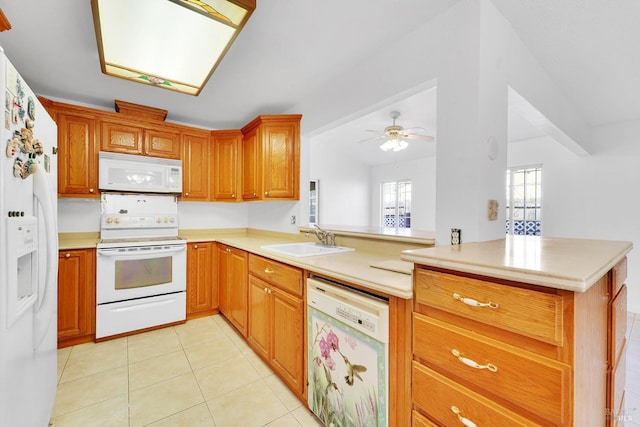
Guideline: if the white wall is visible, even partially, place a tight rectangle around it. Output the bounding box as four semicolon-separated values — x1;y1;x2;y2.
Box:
57;198;250;232
508;128;640;313
308;143;370;227
370;157;436;231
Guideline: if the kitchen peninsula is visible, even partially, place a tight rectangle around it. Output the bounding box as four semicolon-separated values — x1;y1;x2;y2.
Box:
59;229;632;426
401;236;632;426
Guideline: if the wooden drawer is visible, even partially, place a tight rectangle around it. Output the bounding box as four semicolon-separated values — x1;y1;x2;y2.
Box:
413;313;569;425
412;410;439;427
249;254;302;296
610;285;627;366
414;269;564;345
413;362;539;426
611;257;627;297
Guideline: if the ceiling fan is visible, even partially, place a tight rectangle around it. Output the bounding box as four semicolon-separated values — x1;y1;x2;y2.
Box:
360;110;434;152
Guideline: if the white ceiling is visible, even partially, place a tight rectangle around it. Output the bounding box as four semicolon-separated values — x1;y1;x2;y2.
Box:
0;1;637;165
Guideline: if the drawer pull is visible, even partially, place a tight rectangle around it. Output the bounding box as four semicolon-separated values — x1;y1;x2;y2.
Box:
451;349;498;372
264;268;275;274
453;293;499;309
451;406;477;427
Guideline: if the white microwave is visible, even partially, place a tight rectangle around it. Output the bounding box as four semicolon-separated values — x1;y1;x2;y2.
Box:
98;152;182;194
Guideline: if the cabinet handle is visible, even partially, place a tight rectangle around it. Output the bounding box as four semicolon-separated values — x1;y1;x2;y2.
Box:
226;248;231;253
452;293;499;309
253;192;257;197
65;253;71;258
232;194;236;198
89;188;94;193
185;192;189;196
264;268;275;274
264;191;268;196
451;349;498;372
194;244;198;249
450;406;477;427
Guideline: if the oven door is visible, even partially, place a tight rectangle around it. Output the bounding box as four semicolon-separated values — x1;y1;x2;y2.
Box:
96;243;186;304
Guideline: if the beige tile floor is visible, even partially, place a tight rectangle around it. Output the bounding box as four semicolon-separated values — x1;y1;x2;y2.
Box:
50;315;324;427
51;312;640;427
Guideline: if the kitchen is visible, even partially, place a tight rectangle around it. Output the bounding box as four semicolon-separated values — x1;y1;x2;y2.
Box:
0;1;639;426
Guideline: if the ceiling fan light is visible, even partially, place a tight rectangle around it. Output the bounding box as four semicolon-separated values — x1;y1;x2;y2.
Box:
380;136;407;152
380;139;394;151
394;139;408;152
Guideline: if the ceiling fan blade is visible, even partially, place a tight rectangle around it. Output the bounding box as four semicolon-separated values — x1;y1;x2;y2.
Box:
364;129;385;134
401;127;426;133
357;135;387;143
402;133;434;142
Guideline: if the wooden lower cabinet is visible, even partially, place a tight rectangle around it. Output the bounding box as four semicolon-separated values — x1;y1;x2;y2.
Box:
247;255;304;397
186;242;217;319
57;248;95;348
217;244;248;336
411;260;628;426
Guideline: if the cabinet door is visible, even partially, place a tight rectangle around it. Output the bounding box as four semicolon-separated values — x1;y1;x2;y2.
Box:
100;120;144;155
187;242;216;318
262;121;299;200
212;130;241;201
145;128;180;159
248;275;271;360
228;248;248;337
57;113;98;197
182;131;210;201
217;244;230;316
58;249;95;347
218;245;248;337
271;286;304;394
241;126;261;200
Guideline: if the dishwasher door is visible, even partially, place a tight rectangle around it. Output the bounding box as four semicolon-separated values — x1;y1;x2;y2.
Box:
307;277;389;427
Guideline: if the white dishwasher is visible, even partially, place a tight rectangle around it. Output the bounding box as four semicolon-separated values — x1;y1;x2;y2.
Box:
307;277;389;427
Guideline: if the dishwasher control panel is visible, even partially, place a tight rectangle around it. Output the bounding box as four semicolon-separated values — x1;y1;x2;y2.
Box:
307;277;389;342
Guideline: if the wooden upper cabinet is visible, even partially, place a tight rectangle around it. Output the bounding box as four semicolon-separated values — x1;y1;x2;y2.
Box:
182;130;210;201
57;112;99;198
263;120;300;199
241;125;260;200
212;130;242;201
100;120;180;159
145;128;181;159
100;120;144;155
241;115;301;201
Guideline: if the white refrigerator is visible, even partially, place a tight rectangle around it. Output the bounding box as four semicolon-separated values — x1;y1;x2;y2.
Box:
0;46;58;426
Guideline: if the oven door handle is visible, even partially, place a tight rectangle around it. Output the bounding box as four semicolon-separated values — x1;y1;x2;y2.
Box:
97;245;186;257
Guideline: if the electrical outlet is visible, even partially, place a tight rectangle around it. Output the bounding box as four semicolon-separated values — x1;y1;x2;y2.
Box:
451;228;461;245
290;215;296;225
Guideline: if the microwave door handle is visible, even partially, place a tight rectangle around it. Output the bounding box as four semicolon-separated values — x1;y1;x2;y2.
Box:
97;246;186;258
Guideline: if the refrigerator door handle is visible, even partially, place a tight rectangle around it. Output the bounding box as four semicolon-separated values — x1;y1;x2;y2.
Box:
32;169;58;349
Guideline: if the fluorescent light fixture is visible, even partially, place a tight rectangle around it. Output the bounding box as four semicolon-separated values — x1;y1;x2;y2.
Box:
91;0;255;95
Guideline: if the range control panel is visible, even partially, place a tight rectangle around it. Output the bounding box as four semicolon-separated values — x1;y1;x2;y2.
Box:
101;214;178;229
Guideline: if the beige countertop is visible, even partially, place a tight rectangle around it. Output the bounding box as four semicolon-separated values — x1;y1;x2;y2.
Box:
299;224;436;245
59;228;416;299
187;229;415;299
401;236;633;292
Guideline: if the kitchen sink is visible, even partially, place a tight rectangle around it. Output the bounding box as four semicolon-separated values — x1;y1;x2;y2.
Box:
260;242;354;258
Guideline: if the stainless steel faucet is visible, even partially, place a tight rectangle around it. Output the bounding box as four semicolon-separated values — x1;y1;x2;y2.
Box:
312;224;335;247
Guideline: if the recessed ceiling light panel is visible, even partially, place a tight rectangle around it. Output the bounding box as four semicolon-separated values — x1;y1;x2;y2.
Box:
91;0;255;95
